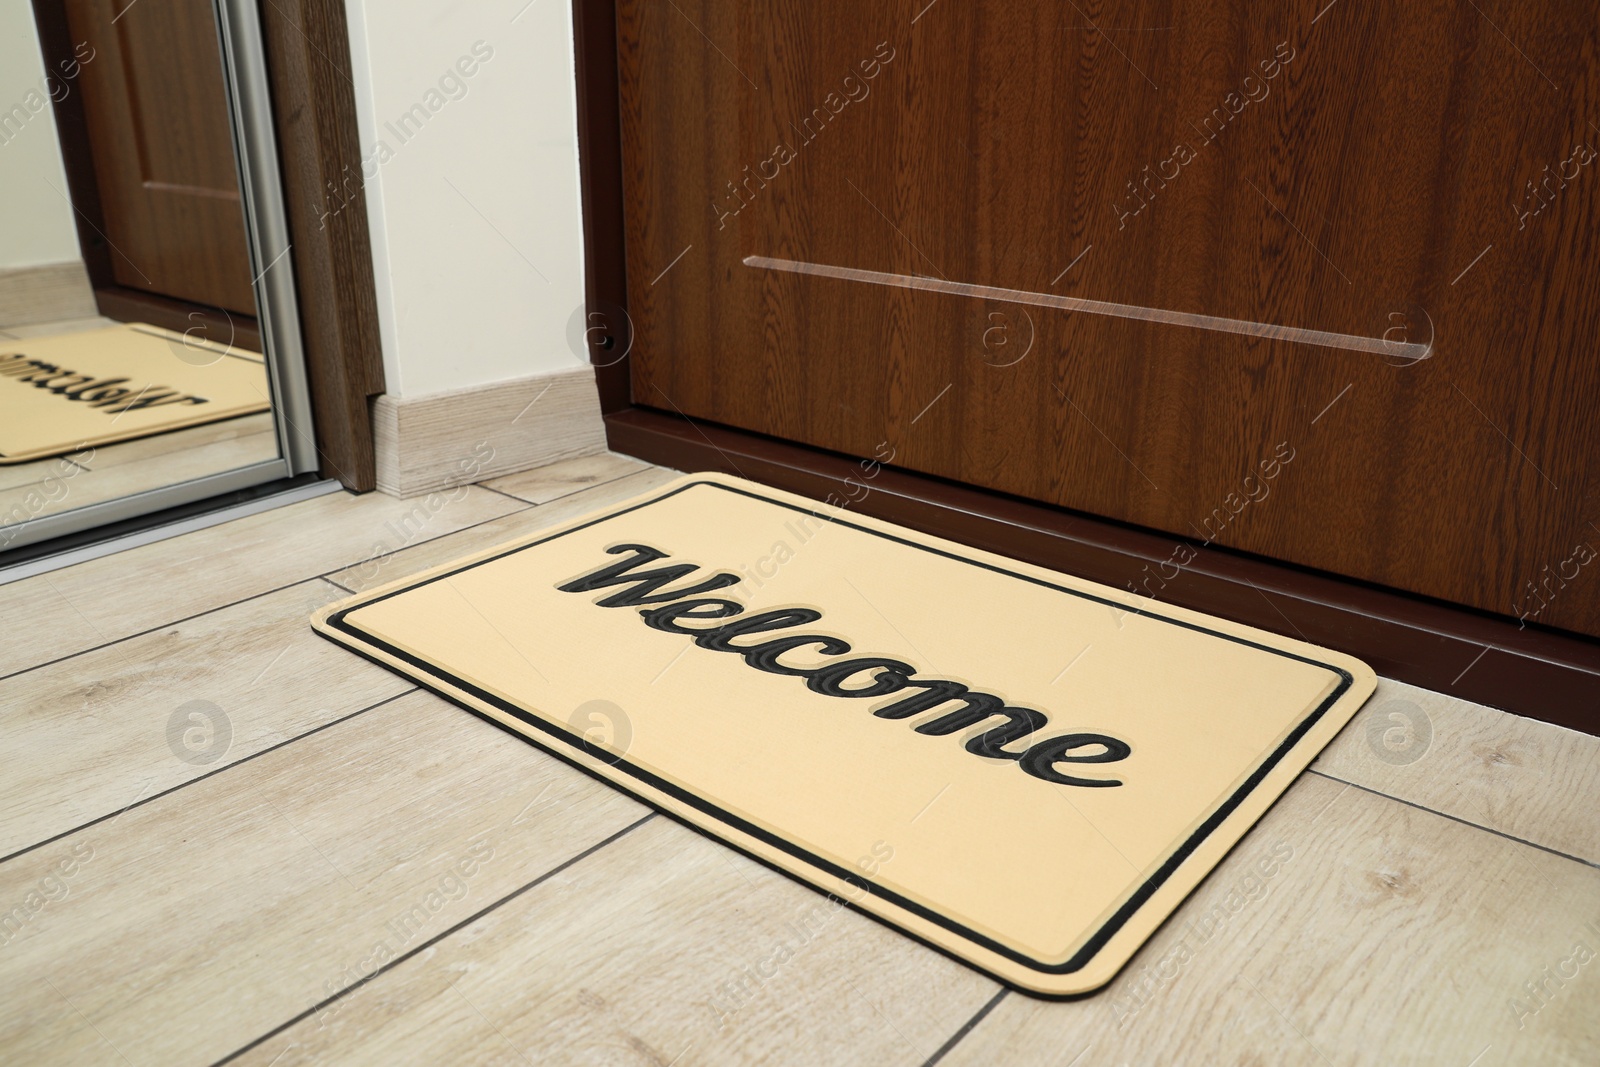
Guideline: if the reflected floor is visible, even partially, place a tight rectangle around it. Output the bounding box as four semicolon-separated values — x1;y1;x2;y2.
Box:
0;317;277;538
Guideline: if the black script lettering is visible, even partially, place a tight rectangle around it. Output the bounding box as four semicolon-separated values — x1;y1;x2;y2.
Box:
44;374;94;394
558;544;740;607
804;657;916;699
66;377;131;401
639;597;744;634
916;702;1049;760
695;608;828;653
557;543;1131;786
872;678;975;720
741;633;853;676
97;391;208;413
1020;733;1132;787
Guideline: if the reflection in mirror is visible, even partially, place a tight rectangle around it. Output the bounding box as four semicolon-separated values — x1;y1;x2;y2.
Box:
0;0;280;550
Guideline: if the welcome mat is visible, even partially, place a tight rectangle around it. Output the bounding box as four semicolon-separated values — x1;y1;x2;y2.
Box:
0;323;270;464
312;473;1374;996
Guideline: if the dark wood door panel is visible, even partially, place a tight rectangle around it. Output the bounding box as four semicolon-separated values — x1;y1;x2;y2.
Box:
620;0;1600;637
63;0;257;315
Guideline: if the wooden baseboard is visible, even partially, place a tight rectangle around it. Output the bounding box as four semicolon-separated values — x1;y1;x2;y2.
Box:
605;406;1600;738
373;368;606;497
0;262;96;329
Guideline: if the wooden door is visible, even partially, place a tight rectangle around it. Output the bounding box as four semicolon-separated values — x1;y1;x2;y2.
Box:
617;0;1600;639
62;0;256;315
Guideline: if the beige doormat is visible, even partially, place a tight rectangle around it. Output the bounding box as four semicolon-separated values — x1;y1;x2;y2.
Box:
312;473;1374;996
0;323;270;463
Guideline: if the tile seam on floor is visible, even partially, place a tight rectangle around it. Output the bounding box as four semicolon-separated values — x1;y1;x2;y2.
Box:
208;811;659;1067
1306;768;1600;871
313;466;666;592
0;688;417;868
920;988;1009;1067
473;482;549;506
0;490;534;684
309;491;561;589
0;575;339;685
474;459;663;506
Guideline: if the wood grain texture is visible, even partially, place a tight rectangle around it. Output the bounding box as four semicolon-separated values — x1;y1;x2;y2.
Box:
481;449;651;504
0;454;87;546
939;774;1600;1067
60;0;257;313
0;264;96;330
0;316;115;340
617;0;1600;637
69;411;278;472
257;0;386;491
0;453;82;496
55;411;277;491
371;369;608;497
0;690;648;1066
28;0;116;293
325;465;682;594
1316;677;1600;866
0;580;411;859
0;413;278;532
229;816;998;1067
0;485;523;678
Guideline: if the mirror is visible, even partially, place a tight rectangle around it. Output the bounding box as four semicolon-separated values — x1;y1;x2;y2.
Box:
0;0;306;555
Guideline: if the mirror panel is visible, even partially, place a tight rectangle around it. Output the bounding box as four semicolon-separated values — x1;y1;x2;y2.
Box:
0;0;298;553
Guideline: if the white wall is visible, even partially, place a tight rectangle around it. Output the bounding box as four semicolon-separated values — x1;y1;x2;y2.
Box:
0;0;83;270
343;0;588;399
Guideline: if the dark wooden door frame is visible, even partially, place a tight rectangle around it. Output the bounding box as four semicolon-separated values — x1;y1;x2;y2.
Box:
33;0;383;492
256;0;384;492
571;0;1600;737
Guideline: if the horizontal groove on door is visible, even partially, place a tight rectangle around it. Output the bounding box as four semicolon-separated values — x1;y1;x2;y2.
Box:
743;256;1431;361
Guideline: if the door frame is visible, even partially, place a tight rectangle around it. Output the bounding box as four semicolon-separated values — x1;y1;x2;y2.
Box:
32;0;384;493
569;0;1600;736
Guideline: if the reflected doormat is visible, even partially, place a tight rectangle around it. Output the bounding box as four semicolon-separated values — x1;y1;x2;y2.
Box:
312;473;1375;996
0;323;270;463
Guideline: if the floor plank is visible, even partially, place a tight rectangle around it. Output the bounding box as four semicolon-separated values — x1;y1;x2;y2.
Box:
0;454;88;545
939;773;1600;1067
0;580;412;859
71;412;279;472
11;421;282;525
481;450;653;504
1;409;277;532
0;485;524;679
0;417;279;530
0;453;85;494
228;815;997;1067
325;466;682;594
1315;677;1600;864
0;689;646;1067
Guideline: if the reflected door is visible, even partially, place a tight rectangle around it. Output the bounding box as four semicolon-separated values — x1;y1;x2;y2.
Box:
62;0;256;315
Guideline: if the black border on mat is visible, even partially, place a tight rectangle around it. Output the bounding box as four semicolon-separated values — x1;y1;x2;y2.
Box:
320;477;1355;980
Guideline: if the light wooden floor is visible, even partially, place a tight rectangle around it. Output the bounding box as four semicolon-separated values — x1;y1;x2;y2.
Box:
0;452;1596;1066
